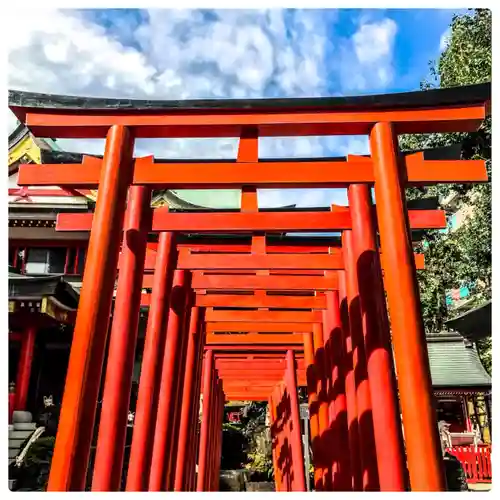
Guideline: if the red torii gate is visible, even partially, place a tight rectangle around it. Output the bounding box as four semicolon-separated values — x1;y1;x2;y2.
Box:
57;201;439;490
10;83;489;492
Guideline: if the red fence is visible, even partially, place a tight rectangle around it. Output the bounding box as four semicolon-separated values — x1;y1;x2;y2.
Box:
447;446;492;483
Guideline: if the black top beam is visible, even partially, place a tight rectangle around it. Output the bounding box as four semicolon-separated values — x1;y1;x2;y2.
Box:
8;83;490;114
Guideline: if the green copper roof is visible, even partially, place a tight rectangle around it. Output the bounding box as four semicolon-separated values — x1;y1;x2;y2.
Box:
427;332;491;388
170;189;241;209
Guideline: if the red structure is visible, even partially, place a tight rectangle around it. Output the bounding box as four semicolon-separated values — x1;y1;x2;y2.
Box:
9;83;489;492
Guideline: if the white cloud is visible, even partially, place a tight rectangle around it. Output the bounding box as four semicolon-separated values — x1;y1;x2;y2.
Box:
8;9;332;158
6;9;383;207
339;18;398;92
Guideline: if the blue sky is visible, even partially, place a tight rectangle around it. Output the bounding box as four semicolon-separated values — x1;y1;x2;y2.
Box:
8;8;467;207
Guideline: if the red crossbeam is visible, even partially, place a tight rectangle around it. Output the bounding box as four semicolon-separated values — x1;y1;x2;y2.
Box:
206;333;305;344
56;206;446;233
178;251;344;270
205;344;304;352
14;104;485;139
205;309;322;323
190;273;338;291
207;322;311;333
193;293;326;309
19;155;487;189
214;352;304;359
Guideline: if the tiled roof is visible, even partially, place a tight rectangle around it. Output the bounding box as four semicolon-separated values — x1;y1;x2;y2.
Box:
427;332;491;387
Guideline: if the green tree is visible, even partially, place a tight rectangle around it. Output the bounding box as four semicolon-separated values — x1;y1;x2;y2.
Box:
399;9;491;371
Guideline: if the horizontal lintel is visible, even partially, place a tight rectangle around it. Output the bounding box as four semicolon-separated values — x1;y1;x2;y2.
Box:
16;103;486;138
205;309;322;323
18;155;488;188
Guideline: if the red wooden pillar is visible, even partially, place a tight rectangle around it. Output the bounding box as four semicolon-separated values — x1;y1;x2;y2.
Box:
215;383;225;490
348;183;407;491
270;392;283;491
322;308;335;490
149;269;189;491
303;331;321;490
211;379;224;491
15;326;37;411
325;290;352;490
92;185;151;491
285;350;307;491
166;299;192;490
187;325;205;490
343;230;380;490
313;322;329;490
273;382;289;491
9;383;16;424
174;306;201;490
48;125;134;492
206;369;216;490
370;122;445;491
197;349;214;491
126;232;175;491
338;270;363;490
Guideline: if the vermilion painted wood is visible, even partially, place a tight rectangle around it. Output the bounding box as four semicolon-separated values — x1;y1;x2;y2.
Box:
57;208;444;242
190;273;339;291
16;103;485;138
285;350;307;491
186;329;204;491
219;371;306;382
338;270;363;491
218;370;306;380
205;308;322;323
212;382;224;491
196;351;213;492
207;322;313;333
23;155;487;188
149;270;188;491
15;326;36;411
220;377;308;386
194;293;327;309
214;351;304;358
222;381;284;389
313;322;329;490
126;232;175;491
179;243;340;253
174;307;200;491
226;394;272;401
47;125;135;492
269;392;283;491
370;122;445;491
205;344;304;352
177;251;345;270
216;359;305;368
343;230;380;491
217;367;306;375
304;330;321;488
57;209;350;232
166;301;192;490
323;290;352;490
92;186;151;491
206;333;304;344
348;183;407;491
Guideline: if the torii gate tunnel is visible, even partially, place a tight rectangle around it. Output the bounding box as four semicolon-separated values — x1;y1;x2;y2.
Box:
10;83;490;492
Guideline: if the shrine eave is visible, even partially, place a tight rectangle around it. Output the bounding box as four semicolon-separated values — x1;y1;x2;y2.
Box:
427;331;491;388
445;300;492;341
8;274;80;305
8;83;490;114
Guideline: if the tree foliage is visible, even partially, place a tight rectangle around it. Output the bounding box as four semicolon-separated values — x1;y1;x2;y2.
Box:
399;9;491;371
